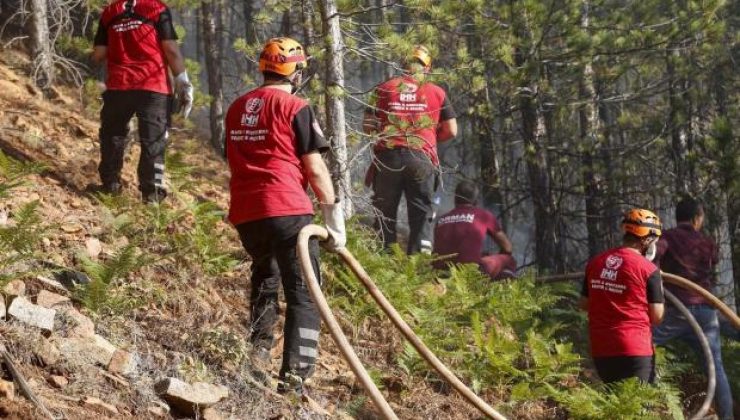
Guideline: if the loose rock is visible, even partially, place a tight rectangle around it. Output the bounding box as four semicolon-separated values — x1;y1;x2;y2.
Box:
57;335;117;367
85;237;102;258
3;280;25;298
36;338;61;366
57;307;95;337
108;349;138;377
82;396;119;415
0;299;5;318
0;380;14;400
48;375;68;388
154;378;228;416
201;407;224;420
36;290;70;308
8;297;55;332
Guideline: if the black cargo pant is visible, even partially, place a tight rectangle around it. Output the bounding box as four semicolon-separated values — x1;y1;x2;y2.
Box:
235;215;322;381
593;355;656;384
371;148;436;254
99;90;169;199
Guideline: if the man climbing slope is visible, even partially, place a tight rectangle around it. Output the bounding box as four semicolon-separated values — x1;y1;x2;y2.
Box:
580;209;665;384
653;198;734;419
432;181;516;280
224;37;346;395
363;45;457;254
92;0;193;203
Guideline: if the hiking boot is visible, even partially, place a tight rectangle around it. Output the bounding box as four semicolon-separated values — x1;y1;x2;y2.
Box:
277;371;304;396
143;190;167;204
87;182;122;196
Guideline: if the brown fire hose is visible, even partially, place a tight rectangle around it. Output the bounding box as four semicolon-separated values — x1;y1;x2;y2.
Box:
297;225;507;420
536;272;740;329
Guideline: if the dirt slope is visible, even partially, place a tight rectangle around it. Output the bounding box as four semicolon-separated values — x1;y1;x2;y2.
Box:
0;49;479;420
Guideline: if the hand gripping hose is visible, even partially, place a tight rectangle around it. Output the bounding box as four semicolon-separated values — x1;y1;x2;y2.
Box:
297;225;507;420
535;272;736;420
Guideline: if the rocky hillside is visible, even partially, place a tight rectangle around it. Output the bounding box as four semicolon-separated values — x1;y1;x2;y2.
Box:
0;49;481;419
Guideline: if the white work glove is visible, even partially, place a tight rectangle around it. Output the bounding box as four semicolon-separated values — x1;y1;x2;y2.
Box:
644;239;657;262
174;71;194;119
320;201;346;251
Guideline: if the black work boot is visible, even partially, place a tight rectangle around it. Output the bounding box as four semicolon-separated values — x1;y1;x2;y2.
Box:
143;189;167;204
87;181;122;196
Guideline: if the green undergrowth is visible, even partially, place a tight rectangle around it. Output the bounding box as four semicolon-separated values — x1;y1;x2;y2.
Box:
0;151;46;283
323;222;687;419
76;149;238;314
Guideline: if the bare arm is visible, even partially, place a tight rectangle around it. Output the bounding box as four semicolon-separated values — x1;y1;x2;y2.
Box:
492;231;513;255
648;303;664;325
91;46;107;64
437;118;457;142
161;40;186;76
302;152;336;205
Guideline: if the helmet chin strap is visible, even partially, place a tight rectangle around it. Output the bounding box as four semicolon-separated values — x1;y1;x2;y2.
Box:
643;237;658;261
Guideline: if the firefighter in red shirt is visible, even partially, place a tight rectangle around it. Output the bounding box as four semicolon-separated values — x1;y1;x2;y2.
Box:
580;209;665;384
224;38;346;395
363;46;457;254
92;0;193;203
433;181;516;280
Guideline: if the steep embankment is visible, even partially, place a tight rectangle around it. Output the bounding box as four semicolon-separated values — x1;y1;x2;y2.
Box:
0;50;482;419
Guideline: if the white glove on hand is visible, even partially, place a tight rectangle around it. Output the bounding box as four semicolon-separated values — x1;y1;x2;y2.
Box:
645;239;657;262
321;201;346;251
174;71;194;119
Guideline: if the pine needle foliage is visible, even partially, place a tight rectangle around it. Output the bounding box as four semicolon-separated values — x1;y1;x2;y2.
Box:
323;222;686;418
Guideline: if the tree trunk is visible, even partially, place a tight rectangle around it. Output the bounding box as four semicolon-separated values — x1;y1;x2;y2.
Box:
318;0;353;216
201;0;225;154
579;0;606;257
27;0;54;93
667;48;695;195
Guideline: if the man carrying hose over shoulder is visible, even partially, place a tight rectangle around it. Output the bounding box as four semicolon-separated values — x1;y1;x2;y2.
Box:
225;37;346;395
580;209;665;384
652;198;734;419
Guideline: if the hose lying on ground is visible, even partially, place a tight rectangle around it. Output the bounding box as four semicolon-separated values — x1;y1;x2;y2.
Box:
536;272;725;420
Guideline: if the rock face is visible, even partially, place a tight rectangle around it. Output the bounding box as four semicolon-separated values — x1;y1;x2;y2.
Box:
155;378;228;416
57;307;95;337
7;297;55;332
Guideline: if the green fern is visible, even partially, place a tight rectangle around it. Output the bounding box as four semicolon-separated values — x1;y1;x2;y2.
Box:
77;243;149;312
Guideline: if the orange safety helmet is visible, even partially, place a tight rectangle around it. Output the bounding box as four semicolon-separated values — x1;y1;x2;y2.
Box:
411;45;432;68
622;208;662;238
258;37;307;76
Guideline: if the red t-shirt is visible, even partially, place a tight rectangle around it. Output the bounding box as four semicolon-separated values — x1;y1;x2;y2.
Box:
95;0;177;94
371;75;455;165
582;247;663;357
225;87;328;225
432;205;500;267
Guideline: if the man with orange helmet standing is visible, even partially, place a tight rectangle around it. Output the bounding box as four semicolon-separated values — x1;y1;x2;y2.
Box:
364;45;457;254
92;0;192;202
580;209;665;384
225;37;345;394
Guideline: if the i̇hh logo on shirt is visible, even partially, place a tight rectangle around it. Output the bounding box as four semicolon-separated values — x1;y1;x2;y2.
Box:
241;98;264;127
600;255;622;281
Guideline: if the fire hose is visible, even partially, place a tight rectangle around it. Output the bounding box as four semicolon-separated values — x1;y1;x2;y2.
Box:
297;225;507;420
297;224;738;419
536;272;740;420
